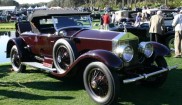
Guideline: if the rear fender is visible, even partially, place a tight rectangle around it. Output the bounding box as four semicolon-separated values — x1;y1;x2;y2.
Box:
51;49;123;78
150;41;170;56
6;37;29;61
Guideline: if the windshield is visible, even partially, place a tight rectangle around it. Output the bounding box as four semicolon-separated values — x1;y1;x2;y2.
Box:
52;15;92;30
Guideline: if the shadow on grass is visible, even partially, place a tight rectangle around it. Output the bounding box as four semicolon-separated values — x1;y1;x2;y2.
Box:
0;64;11;79
0;65;84;91
1;64;182;104
0;90;74;100
116;68;182;105
0;80;84;91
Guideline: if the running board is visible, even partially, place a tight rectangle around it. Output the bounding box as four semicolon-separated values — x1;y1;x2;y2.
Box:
22;62;56;72
123;65;177;84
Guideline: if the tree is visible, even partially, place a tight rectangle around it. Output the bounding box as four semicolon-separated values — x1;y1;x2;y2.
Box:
0;0;19;6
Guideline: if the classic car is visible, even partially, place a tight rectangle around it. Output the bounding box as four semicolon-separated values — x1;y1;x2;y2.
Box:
0;15;6;23
90;9;105;20
110;21;175;51
114;10;138;23
6;9;176;105
142;9;178;20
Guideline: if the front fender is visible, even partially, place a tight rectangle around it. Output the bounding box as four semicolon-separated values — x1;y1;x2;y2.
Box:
77;49;123;70
51;49;123;78
150;41;170;56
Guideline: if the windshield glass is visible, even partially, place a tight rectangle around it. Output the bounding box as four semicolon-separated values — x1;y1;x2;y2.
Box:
53;15;91;30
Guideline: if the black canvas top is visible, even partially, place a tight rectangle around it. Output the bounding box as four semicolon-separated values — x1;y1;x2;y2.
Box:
28;9;91;21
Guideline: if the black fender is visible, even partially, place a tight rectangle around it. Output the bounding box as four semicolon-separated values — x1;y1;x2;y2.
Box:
150;41;170;56
6;37;30;61
51;49;123;78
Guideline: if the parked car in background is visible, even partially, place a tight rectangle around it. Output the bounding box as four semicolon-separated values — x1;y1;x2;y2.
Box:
10;15;17;22
90;9;105;20
142;9;178;19
6;9;176;105
174;6;182;11
114;10;137;23
110;21;175;51
0;15;6;22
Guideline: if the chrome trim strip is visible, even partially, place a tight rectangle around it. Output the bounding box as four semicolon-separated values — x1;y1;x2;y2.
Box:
123;65;177;84
112;32;126;52
112;32;126;42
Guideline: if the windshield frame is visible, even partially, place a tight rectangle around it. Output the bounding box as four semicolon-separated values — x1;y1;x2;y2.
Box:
52;15;92;31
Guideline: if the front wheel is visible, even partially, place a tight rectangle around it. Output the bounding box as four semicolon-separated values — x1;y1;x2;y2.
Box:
10;45;26;72
141;56;168;88
83;62;120;105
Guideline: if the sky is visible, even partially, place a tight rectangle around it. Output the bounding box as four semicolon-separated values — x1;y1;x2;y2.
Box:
15;0;52;4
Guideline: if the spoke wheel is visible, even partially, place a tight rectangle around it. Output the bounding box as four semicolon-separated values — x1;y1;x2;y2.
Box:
83;62;120;105
53;39;76;74
55;45;71;71
10;45;26;72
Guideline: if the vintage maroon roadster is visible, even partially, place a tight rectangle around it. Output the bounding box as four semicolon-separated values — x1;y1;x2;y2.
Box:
6;10;176;105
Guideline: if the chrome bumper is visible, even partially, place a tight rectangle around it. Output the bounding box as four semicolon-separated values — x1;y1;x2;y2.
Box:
123;65;177;84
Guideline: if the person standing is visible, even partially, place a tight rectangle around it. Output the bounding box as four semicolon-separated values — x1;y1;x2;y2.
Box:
172;10;182;58
134;12;142;26
103;12;110;30
111;12;115;24
149;10;165;43
100;14;104;30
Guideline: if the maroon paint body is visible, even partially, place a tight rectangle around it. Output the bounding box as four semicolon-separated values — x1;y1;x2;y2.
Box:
19;30;120;60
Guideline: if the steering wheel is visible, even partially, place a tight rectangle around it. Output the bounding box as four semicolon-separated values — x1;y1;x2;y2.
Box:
77;22;83;26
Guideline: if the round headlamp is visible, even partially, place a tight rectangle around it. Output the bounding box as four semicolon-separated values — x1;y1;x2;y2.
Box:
139;42;153;58
115;45;134;62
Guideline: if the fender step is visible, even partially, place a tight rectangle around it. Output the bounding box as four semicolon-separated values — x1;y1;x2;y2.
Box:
22;62;56;72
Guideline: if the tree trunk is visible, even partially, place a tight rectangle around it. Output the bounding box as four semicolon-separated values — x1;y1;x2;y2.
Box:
115;0;117;5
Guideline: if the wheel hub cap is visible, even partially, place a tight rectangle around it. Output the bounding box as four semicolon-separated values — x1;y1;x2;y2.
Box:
57;55;62;63
91;81;97;89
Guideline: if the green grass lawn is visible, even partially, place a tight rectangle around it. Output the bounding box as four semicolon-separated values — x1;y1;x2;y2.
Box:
0;22;15;31
92;19;100;29
0;56;182;105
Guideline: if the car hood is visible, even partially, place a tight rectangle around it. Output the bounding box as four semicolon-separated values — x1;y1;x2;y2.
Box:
75;29;138;41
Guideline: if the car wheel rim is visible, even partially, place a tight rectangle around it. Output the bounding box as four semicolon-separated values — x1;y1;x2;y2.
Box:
88;68;108;97
11;49;21;70
56;45;70;71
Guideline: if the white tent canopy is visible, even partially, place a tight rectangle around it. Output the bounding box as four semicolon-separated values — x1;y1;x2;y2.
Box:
0;6;16;12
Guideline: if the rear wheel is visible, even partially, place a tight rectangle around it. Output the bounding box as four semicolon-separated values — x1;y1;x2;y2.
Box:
83;62;120;105
10;45;26;72
141;56;168;88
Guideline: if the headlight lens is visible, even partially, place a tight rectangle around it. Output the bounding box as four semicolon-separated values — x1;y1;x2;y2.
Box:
139;42;153;58
114;45;134;62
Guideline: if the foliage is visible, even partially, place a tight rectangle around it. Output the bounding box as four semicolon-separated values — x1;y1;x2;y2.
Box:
0;0;19;6
167;0;182;8
0;0;181;10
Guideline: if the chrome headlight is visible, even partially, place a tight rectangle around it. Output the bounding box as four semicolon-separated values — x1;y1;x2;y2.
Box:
114;45;134;62
139;42;153;58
